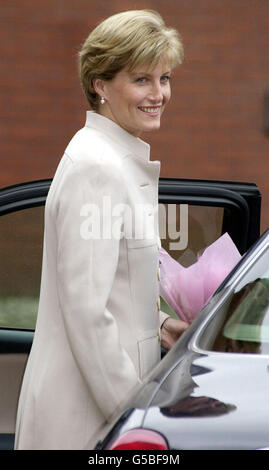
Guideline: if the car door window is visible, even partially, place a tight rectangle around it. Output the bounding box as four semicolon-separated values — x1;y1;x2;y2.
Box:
0;206;44;330
159;203;224;266
159;177;261;264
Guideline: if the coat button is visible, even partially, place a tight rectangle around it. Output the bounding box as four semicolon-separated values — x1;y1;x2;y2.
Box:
157;267;161;281
156;296;161;311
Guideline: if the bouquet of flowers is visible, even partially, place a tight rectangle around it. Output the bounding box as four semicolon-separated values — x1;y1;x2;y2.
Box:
159;233;241;324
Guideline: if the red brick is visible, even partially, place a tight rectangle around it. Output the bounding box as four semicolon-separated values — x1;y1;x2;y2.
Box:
0;0;269;233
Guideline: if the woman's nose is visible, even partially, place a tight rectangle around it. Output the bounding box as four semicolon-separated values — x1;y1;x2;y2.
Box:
149;82;163;102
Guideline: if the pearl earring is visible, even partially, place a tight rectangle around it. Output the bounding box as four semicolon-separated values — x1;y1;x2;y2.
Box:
100;97;105;104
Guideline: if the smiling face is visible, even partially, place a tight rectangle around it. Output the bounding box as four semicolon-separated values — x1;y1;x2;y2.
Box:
94;60;172;137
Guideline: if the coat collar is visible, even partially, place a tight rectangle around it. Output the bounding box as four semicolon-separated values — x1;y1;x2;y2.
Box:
85;111;152;163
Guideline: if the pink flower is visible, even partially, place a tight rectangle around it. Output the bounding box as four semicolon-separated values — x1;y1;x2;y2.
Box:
159;233;241;323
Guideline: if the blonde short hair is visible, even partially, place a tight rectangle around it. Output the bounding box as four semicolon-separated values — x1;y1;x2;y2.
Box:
78;10;184;110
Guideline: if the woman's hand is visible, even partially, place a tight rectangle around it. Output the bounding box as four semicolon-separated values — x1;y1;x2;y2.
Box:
161;317;189;351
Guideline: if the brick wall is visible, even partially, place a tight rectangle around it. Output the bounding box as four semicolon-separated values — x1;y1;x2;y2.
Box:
1;0;269;232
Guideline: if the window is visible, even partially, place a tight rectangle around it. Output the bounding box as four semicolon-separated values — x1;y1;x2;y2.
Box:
0;201;225;330
198;246;269;355
0;206;44;330
159;203;225;319
159;203;224;266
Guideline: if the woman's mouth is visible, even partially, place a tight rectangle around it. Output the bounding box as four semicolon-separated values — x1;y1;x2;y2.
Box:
138;106;161;116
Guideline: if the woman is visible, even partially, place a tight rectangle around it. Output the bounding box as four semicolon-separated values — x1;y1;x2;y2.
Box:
15;10;188;450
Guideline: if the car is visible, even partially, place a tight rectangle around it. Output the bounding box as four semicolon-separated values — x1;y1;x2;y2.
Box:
0;176;262;449
96;229;269;450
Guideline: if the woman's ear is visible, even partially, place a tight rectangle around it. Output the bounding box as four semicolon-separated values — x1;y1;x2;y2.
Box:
93;78;106;99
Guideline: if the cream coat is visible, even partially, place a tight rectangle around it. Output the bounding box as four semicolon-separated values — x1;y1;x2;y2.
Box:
15;112;168;450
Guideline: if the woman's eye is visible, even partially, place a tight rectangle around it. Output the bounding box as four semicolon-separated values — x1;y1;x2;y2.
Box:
160;75;171;83
136;77;147;83
135;75;170;84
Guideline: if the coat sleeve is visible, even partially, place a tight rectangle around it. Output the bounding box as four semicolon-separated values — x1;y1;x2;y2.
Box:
53;157;141;422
